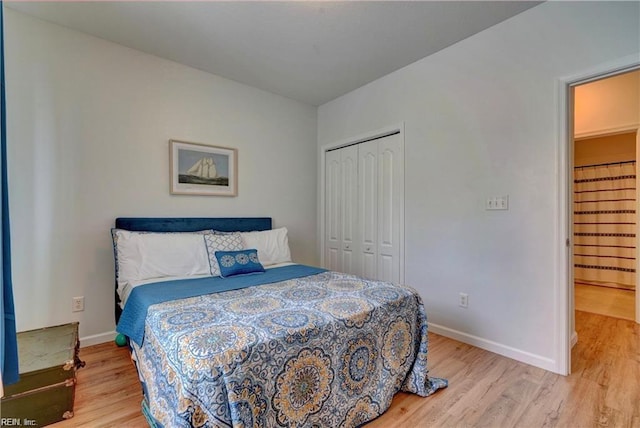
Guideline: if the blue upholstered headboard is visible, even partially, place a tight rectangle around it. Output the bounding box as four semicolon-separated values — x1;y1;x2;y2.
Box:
113;217;272;322
115;217;272;233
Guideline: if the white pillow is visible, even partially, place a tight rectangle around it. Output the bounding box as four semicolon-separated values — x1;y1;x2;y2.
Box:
240;227;292;266
203;232;245;276
112;229;210;296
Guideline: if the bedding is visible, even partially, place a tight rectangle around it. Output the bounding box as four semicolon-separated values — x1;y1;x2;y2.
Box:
121;266;447;427
118;262;296;309
240;227;292;266
113;217;446;428
118;264;325;346
215;248;265;277
111;228;213;298
203;232;245;276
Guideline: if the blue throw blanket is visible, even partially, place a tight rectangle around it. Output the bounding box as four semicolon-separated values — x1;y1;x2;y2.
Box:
117;264;326;346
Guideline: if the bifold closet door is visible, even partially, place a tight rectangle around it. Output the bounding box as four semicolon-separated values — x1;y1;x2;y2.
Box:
358;140;378;280
377;134;402;283
340;145;360;276
325;133;402;283
359;134;403;283
324;145;359;275
325;149;341;272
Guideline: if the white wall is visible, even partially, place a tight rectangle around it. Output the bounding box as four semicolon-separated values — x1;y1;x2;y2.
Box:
318;2;639;372
5;10;318;344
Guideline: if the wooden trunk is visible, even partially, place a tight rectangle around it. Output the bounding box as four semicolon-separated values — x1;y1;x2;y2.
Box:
1;323;85;427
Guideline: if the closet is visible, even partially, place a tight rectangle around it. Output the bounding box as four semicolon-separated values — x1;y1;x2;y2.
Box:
324;132;404;283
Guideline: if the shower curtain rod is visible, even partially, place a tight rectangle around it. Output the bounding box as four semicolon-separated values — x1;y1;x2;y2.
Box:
574;160;636;169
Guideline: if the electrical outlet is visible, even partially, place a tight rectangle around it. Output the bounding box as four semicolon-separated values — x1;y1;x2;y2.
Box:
459;293;469;308
72;296;84;312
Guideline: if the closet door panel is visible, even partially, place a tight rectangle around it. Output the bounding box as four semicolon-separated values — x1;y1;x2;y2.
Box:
360;151;377;246
379;147;394;247
359;140;378;279
327;247;339;272
325;150;342;272
379;254;395;283
341;145;359;275
362;251;376;280
377;134;403;283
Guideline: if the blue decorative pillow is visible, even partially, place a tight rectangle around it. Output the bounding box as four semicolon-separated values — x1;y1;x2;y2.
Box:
214;249;265;278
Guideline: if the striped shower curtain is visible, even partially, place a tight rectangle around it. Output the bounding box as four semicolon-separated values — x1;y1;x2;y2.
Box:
574;161;637;291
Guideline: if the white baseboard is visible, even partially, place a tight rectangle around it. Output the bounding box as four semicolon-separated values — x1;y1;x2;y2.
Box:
428;322;559;373
80;330;116;347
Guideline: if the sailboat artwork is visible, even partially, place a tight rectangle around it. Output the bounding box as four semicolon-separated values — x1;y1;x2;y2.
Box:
179;156;229;186
170;140;237;196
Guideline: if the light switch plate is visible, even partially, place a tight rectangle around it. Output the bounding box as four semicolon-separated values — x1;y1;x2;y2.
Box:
486;195;509;210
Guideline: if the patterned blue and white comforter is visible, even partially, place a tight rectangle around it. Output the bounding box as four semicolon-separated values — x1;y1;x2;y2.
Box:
132;268;447;427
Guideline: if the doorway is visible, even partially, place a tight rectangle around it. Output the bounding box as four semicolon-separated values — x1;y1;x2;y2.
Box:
572;70;639;323
557;57;640;376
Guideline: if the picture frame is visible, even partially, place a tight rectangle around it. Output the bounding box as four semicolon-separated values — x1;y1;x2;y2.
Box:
169;139;238;196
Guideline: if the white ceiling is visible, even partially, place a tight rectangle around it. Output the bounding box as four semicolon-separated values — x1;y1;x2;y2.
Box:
7;1;541;106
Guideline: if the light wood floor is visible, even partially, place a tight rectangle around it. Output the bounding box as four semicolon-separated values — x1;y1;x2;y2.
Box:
51;310;639;428
575;283;635;321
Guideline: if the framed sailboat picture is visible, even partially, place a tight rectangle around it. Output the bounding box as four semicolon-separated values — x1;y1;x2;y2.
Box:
169;139;238;196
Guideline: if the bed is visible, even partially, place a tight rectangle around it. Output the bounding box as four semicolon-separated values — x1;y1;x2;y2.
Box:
113;217;446;427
